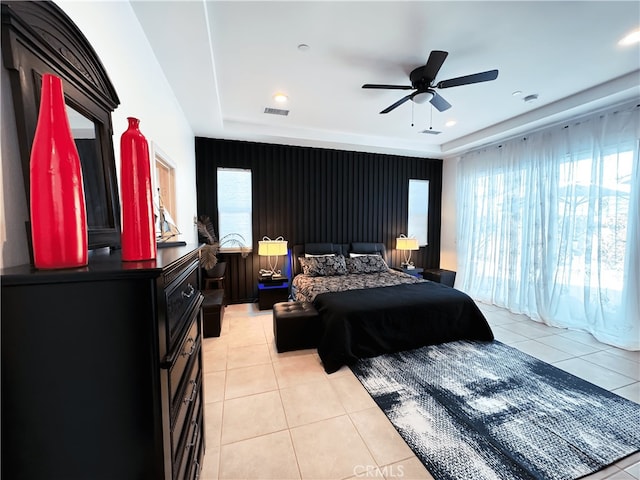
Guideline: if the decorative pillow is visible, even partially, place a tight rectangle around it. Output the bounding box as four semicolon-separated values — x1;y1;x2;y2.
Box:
345;255;389;274
299;255;347;276
305;253;336;258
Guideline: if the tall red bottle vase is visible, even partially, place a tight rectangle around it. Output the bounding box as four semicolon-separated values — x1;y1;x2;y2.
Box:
29;73;88;269
119;117;157;261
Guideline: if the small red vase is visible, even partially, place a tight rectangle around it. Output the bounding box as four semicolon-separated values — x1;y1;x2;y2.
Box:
30;73;88;269
120;117;157;261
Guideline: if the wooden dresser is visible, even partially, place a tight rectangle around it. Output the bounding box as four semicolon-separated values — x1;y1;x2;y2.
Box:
1;244;205;479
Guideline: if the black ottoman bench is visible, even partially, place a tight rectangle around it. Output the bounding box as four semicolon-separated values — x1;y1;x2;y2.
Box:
202;289;224;337
273;301;321;353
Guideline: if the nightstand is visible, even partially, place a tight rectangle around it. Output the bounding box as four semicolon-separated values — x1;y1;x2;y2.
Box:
258;278;289;310
393;266;424;278
423;268;456;287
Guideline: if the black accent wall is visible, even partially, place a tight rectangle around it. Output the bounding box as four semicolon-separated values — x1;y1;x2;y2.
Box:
195;137;443;303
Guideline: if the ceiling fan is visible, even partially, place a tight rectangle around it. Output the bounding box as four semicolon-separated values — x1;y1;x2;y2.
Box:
362;50;498;114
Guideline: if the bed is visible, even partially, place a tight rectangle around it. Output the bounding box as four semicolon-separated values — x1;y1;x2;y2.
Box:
291;242;494;373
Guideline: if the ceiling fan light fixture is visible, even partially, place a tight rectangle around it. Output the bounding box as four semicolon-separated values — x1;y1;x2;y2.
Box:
412;91;434;104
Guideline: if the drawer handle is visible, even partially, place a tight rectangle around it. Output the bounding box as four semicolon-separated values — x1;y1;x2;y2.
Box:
183;379;198;405
187;420;199;447
181;337;196;357
182;283;195;299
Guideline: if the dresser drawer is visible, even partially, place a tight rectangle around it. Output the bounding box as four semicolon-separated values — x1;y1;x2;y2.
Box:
169;317;200;411
190;434;204;480
187;409;204;480
177;404;203;480
166;259;200;350
171;350;201;449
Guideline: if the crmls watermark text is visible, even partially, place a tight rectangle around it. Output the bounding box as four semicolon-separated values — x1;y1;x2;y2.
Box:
353;465;405;478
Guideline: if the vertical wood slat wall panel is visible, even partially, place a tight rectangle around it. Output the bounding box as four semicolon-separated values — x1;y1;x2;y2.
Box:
195;137;443;303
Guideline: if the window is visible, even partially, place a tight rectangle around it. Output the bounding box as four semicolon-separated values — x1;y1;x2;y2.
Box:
556;150;633;296
154;153;176;221
217;168;252;252
151;143;178;240
408;179;429;246
456;103;639;350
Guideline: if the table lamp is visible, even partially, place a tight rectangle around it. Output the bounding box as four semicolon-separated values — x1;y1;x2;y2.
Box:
258;236;288;277
396;234;419;268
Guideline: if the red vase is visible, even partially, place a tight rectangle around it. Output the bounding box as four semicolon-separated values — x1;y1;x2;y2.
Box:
120;117;157;261
30;73;88;269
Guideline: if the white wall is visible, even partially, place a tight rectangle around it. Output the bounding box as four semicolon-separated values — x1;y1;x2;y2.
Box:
0;1;198;268
440;157;458;273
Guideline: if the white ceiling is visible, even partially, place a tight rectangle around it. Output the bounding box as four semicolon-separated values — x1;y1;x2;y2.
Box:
131;1;640;159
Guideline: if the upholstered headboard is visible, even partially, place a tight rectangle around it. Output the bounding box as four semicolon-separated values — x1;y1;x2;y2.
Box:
292;242;387;276
350;242;387;259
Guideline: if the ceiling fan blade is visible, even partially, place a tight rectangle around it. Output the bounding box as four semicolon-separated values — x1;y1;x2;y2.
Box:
429;91;452;112
363;84;413;90
423;50;448;81
436;69;499;89
380;94;413;114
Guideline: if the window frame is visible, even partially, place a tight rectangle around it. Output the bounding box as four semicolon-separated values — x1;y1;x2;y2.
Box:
217;167;253;253
408;179;429;247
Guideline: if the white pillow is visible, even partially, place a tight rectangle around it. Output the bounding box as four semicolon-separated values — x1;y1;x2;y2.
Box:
305;253;336;258
349;252;381;258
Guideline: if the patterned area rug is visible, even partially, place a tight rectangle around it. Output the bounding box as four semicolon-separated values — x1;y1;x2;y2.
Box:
351;340;640;480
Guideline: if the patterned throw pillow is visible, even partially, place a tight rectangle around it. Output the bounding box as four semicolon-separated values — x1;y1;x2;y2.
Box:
299;254;348;276
345;255;389;274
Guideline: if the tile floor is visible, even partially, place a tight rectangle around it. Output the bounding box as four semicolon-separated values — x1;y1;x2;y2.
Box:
199;301;640;480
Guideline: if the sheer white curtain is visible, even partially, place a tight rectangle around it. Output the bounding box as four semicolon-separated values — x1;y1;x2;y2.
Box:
456;103;639;350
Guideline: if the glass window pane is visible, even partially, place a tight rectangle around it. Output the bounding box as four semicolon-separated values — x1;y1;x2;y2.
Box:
217;168;252;251
408;179;429;246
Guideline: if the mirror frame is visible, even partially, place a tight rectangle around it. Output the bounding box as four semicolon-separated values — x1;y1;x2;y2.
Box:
1;0;122;251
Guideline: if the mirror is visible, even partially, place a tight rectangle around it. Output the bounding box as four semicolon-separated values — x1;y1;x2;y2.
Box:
2;0;122;251
67;105;110;229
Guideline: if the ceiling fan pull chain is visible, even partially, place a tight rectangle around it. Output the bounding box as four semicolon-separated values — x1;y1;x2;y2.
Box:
411;102;414;127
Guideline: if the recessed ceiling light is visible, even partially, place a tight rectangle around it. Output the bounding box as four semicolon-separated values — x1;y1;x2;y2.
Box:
523;94;539;103
273;93;288;103
297;43;310;51
445;120;457;127
512;90;523;96
619;28;640;46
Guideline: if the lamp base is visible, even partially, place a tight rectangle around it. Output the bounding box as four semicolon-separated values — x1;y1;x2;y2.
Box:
401;262;415;269
258;275;286;285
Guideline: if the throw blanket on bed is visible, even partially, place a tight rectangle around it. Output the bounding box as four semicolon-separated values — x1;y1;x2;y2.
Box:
314;282;494;373
292;270;423;302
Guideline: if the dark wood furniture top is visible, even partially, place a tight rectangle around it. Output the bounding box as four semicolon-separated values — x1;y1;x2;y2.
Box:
392;266;424;277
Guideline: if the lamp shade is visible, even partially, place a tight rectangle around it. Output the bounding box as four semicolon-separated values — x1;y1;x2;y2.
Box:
258;237;288;256
411;91;434;104
396;236;419;251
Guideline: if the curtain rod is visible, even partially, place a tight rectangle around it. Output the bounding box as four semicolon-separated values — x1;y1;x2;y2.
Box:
463;100;639;155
